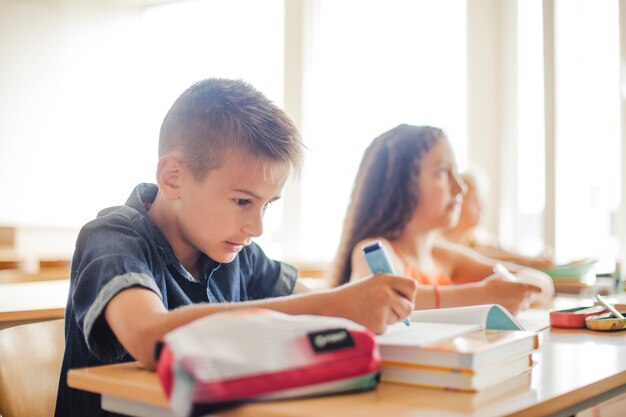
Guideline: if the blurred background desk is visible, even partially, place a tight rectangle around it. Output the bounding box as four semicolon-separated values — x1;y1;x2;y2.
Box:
0;279;69;329
0;269;70;285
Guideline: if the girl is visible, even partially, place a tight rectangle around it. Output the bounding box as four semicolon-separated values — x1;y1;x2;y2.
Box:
332;125;553;314
443;171;555;269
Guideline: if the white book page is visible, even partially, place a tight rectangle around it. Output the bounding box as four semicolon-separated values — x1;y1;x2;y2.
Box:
407;304;524;331
516;308;551;332
376;322;480;346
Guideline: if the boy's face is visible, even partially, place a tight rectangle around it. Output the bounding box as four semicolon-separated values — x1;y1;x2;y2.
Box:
176;150;289;263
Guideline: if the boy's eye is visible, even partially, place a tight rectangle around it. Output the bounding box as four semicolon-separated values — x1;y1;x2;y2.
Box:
234;199;252;207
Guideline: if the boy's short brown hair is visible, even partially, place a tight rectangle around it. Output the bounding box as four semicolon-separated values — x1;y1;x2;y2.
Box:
159;78;304;180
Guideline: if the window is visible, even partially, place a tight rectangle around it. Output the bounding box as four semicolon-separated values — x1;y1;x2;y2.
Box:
137;0;286;256
515;0;546;255
299;0;467;262
4;0;621;272
514;0;621;270
0;0;285;252
553;0;620;266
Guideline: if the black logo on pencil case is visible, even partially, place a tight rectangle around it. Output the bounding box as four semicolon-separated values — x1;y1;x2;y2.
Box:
308;328;355;353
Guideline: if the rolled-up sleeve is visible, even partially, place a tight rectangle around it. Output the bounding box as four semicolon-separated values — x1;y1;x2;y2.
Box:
244;243;298;299
81;271;162;361
72;214;163;362
271;262;298;297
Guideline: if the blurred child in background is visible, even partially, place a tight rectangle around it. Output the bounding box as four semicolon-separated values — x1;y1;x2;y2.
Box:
332;125;554;313
443;170;555;270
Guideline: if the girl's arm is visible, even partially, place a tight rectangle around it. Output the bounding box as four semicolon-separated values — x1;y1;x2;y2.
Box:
434;239;496;284
471;244;554;269
349;238;543;314
435;240;554;306
430;280;540;314
350;238;404;281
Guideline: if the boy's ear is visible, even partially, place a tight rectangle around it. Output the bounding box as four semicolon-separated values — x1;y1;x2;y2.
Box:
156;155;183;200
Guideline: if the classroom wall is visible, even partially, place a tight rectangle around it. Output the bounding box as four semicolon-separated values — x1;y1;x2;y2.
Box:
0;0;154;235
0;0;515;261
0;1;65;215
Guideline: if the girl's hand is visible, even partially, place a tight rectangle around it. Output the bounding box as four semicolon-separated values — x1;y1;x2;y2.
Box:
479;278;541;315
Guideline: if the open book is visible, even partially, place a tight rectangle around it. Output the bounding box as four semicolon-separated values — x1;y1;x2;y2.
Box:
376;305;538;391
405;303;524;331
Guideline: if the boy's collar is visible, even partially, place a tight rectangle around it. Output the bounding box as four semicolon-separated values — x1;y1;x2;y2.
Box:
126;183;222;283
127;183;179;265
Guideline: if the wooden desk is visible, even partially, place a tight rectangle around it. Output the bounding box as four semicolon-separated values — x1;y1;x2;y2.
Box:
0;279;69;329
0;269;70;285
68;323;626;417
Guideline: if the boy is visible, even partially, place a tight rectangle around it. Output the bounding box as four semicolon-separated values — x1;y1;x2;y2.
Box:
55;78;417;417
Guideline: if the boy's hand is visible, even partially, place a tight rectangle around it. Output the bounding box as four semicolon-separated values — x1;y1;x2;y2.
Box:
331;274;417;334
479;279;541;315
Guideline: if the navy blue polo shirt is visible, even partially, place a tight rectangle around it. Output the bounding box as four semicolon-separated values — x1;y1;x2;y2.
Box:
55;183;298;417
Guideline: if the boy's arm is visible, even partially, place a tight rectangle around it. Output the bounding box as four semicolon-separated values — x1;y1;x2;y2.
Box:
105;274;417;370
291;280;313;294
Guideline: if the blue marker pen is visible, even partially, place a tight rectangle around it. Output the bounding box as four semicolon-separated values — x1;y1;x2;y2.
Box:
362;241;410;326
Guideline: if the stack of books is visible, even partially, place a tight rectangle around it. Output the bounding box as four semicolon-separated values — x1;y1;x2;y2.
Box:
540;259;599;295
375;305;538;392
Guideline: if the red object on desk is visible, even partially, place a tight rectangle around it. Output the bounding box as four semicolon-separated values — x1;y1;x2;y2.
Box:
550;306;606;328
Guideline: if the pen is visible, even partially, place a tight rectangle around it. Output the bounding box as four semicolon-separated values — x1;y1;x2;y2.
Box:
362;241;410;326
492;263;518;282
595;294;625;319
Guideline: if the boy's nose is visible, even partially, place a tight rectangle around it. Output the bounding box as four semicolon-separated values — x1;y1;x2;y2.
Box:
242;212;264;238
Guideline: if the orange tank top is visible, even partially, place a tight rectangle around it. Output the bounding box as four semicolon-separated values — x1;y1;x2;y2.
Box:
389;243;452;286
